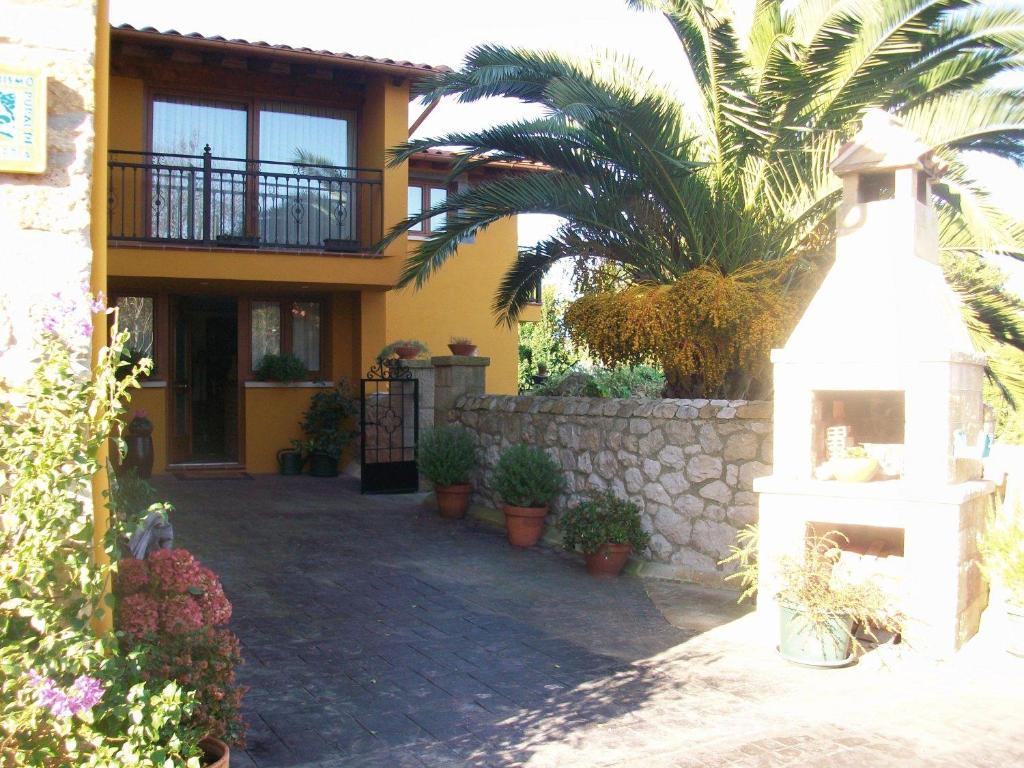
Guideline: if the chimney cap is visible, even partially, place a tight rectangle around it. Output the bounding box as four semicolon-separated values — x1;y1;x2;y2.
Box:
831;109;945;178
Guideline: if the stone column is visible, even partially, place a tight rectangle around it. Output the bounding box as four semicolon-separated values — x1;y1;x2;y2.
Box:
432;355;489;426
402;358;435;431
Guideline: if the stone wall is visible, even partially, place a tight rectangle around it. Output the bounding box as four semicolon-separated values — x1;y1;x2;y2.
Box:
450;395;773;585
0;0;99;384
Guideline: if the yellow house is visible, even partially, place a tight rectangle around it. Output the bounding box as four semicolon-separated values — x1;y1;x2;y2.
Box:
105;24;540;474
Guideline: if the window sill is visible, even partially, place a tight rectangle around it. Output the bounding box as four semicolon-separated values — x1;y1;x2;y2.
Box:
244;381;335;389
140;380;167;388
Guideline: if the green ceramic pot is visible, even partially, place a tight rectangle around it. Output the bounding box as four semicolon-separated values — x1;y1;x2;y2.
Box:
778;602;854;667
277;449;304;476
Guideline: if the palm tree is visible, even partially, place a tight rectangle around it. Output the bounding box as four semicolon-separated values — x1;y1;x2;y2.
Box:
379;0;1024;397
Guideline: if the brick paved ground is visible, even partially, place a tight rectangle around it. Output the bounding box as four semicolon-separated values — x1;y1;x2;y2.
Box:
158;475;1024;767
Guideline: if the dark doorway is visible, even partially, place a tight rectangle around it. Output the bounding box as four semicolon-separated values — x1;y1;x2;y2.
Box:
170;296;239;464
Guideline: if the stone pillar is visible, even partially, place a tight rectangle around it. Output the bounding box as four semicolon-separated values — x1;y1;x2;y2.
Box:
432;355;489;426
403;359;435;430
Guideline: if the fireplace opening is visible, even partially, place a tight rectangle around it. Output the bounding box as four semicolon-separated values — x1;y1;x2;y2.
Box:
806;522;904;559
813;390;905;478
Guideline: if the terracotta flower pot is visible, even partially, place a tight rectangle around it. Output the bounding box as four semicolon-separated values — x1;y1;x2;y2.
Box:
447;343;477;356
584;543;632;577
394;345;421;360
200;736;230;768
435;484;472;519
503;504;547;547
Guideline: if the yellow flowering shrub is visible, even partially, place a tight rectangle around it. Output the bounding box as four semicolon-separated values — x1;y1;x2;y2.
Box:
564;266;803;397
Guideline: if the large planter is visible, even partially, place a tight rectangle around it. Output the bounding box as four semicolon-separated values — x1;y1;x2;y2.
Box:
503;504;547;547
200;736;230;768
435;484;472;519
1008;604;1024;658
277;449;304;476
393;345;421;360
308;452;339;478
584;543;632;577
778;603;854;667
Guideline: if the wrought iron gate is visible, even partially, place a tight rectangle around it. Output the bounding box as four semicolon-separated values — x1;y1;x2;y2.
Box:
360;358;419;494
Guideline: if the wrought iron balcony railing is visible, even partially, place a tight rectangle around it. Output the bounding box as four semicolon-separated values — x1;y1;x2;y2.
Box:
108;148;383;253
525;245;544;304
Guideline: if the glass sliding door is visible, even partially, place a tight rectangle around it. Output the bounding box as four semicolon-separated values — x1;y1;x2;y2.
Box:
257;102;355;248
150;97;248;241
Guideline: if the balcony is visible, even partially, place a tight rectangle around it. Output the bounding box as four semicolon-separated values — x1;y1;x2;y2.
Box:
108;149;383;254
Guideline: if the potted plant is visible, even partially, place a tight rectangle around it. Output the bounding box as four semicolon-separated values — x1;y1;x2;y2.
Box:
723;527;901;667
493;445;564;547
419;425;477;519
379;339;429;360
979;499;1024;657
448;336;477;356
255;352;308;383
829;445;880;483
277;441;305;476
559;491;650;576
299;381;359;477
116;548;245;756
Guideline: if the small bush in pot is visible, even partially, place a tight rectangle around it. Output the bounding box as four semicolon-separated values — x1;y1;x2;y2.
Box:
559;491;650;576
299;381;359;477
255;352;308;383
448;336;477;356
493;445;564;547
379;339;429;360
419;425;477;519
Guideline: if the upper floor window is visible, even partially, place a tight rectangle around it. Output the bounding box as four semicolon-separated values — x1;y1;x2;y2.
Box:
408;182;448;234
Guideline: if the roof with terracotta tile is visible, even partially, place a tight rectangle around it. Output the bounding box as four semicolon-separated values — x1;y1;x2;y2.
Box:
111;24;451;78
411;148;550;173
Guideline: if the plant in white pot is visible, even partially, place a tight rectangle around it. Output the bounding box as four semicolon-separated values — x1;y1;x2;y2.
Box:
979;497;1024;657
419;425;477;519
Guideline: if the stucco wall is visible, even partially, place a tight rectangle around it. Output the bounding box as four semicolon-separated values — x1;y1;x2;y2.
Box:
451;395;774;585
0;0;99;384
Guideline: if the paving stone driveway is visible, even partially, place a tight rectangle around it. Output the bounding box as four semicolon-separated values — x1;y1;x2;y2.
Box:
159;476;1024;767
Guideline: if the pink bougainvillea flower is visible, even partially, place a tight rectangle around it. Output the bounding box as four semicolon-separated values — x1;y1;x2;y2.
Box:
28;672;104;718
195;566;232;626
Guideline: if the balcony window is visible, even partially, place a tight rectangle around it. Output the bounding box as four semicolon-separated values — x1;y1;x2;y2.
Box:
109;94;380;252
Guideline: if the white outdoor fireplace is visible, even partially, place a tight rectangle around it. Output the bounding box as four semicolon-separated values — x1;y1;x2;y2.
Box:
754;111;996;657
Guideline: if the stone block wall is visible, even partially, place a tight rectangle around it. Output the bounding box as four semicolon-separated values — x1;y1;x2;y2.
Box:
0;0;99;384
450;395;773;585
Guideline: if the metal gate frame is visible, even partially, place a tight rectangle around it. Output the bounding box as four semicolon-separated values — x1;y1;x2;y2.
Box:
360;358;419;494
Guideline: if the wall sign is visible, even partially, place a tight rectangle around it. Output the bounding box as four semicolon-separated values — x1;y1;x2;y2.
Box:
0;68;46;174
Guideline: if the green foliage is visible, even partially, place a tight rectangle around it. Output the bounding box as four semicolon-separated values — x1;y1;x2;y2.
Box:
532;365;666;398
378;339;429;359
107;467;159;522
721;524;759;603
381;1;1024;398
979;496;1024;607
558;492;650;555
0;292;201;765
254;353;309;383
299;381;359;459
777;531;903;651
418;426;477;487
493;445;564;508
517;285;579;390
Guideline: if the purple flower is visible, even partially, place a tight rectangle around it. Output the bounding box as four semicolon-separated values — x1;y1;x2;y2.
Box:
28;671;104;718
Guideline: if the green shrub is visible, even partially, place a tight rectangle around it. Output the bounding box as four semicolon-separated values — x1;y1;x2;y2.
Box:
255;353;308;382
493;445;564;507
108;466;158;520
418;426;477;487
532;365;666;398
299;381;359;458
979;496;1024;607
1;291;203;765
558;492;650;554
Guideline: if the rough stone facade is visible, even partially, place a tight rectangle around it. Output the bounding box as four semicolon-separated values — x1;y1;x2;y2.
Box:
450;395;773;585
0;0;98;384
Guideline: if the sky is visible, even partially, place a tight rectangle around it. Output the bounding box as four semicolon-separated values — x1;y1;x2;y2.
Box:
110;0;1024;296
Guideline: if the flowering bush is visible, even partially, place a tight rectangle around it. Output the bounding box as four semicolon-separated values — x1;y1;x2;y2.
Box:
117;549;246;746
1;287;203;766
